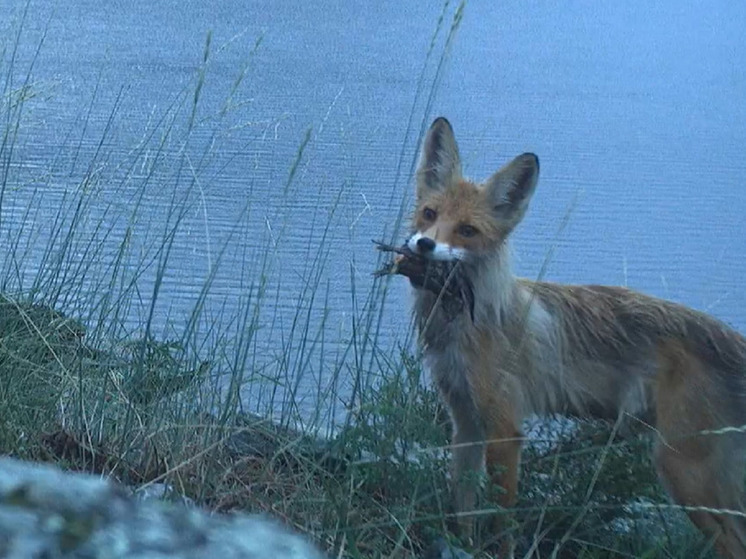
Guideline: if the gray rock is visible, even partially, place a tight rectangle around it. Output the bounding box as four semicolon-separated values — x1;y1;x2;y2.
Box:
133;482;195;507
0;456;327;559
421;537;474;559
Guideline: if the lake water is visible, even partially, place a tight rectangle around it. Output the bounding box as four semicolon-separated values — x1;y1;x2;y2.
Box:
3;1;745;424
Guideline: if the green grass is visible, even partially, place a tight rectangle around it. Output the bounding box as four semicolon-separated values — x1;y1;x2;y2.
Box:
0;2;722;558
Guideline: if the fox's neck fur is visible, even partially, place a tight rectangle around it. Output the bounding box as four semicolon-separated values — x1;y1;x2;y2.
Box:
412;239;561;413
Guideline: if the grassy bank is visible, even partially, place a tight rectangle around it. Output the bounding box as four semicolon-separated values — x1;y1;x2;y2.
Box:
0;3;718;558
0;294;711;557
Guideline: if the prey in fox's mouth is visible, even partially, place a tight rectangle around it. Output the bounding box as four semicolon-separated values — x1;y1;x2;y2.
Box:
372;239;474;321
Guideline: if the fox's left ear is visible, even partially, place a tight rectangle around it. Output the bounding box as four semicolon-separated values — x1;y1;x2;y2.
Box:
485;152;540;226
416;117;462;196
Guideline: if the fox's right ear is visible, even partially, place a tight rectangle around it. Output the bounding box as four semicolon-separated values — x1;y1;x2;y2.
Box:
416;117;462;195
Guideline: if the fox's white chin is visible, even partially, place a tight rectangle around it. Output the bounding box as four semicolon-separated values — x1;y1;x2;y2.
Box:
406;232;467;261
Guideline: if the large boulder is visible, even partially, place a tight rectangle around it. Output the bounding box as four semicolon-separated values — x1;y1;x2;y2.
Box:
0;456;327;559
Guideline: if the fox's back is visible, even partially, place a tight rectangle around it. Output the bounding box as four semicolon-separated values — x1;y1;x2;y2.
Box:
524;280;746;376
522;281;746;423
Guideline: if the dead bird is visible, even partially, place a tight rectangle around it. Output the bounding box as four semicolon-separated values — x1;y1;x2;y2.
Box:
372;240;475;322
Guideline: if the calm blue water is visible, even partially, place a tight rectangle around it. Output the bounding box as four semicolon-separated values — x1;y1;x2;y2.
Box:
3;1;745;422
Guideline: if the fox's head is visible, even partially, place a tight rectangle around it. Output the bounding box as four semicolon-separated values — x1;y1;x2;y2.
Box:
408;117;539;263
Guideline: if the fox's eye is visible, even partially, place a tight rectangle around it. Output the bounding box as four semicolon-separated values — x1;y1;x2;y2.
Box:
422;207;437;221
458;224;478;238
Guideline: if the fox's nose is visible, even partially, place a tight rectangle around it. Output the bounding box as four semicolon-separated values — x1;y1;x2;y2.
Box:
416;237;436;253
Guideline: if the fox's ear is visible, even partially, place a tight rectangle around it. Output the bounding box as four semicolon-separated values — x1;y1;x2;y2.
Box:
416;117;462;195
485;152;540;225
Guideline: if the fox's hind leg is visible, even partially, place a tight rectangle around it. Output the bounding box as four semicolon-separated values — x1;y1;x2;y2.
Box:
655;443;746;558
654;342;746;559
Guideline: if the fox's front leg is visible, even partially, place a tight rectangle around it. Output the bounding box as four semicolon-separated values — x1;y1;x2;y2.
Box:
437;377;486;545
449;390;522;556
450;411;486;544
483;415;523;558
470;374;523;558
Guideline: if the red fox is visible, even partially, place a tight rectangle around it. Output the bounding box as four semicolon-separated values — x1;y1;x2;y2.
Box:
405;117;746;558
